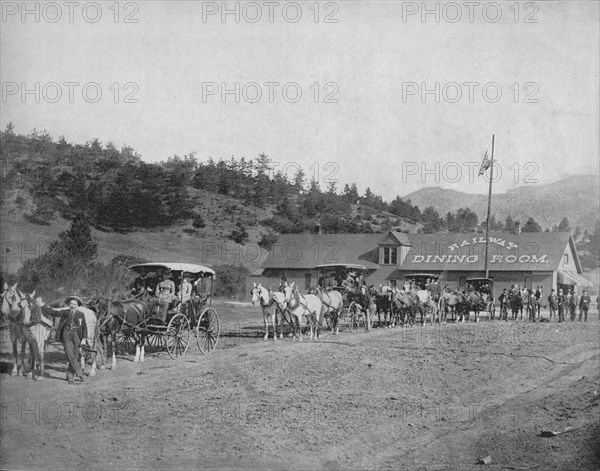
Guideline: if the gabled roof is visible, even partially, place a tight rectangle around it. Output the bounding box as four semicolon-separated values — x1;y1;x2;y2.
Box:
262;231;577;274
378;231;411;246
400;232;574;272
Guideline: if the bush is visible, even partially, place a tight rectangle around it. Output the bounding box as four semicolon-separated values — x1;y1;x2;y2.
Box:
230;225;249;244
258;233;278;250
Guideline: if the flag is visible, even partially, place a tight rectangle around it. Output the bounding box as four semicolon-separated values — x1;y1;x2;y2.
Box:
478;151;491;176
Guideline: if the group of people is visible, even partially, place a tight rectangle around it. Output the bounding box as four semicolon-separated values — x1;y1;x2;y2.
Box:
133;272;195;319
547;287;592;322
496;285;592;322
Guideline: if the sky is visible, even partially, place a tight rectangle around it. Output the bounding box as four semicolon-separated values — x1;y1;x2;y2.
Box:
1;1;598;201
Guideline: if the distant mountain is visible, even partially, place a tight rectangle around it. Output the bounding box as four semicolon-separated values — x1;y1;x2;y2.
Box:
404;175;599;231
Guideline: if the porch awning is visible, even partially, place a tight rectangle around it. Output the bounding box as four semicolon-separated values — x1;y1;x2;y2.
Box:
557;270;593;287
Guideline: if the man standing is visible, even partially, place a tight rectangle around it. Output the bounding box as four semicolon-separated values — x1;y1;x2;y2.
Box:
498;289;509;321
534;286;542;320
579;290;591;322
557;289;566;323
569;289;578;321
548;289;558;321
47;296;88;383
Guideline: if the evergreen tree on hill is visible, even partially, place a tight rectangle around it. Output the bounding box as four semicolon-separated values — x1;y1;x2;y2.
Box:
521;217;542;233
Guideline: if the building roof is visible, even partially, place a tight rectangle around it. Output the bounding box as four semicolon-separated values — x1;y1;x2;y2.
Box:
262;231;579;274
400;231;577;272
262;233;381;270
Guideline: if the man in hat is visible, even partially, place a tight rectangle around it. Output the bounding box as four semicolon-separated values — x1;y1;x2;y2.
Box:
49;296;88;383
568;289;578;321
557;288;566;322
498;289;509;321
578;290;591;322
548;289;558;320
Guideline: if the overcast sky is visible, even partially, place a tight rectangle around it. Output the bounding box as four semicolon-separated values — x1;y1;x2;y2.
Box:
2;1;598;201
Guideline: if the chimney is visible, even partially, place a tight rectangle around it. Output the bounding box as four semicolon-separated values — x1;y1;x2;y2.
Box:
514;220;520;234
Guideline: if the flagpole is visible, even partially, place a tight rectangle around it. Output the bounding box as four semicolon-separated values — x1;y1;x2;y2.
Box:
484;134;495;279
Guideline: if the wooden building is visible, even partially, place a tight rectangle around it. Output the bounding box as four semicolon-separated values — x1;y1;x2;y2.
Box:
248;230;593;295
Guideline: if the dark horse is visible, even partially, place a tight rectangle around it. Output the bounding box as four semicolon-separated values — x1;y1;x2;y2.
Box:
370;286;393;327
90;297;148;369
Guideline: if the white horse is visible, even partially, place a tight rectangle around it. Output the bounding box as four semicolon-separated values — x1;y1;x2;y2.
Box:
37;298;101;376
282;282;323;341
415;290;439;325
1;284;53;380
250;283;289;341
309;286;344;335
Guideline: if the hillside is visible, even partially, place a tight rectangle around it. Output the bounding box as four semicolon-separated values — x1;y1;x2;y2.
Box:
404;174;599;231
1;187;420;274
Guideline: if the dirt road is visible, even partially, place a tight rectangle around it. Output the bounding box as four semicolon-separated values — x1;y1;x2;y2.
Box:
1;302;599;470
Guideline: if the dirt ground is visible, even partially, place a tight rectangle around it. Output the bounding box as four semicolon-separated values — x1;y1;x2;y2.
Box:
1;301;599;471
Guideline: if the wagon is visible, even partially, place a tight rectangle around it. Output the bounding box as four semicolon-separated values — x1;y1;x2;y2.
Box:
466;277;495;320
402;273;442;300
315;263;373;332
128;262;220;359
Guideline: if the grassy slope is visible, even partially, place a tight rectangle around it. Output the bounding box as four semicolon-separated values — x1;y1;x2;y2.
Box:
1;188;274;274
2;186;421;275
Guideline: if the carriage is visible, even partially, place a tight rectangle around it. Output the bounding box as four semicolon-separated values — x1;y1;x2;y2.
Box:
402;273;441;299
315;263;373;332
465;277;495;320
126;263;220;358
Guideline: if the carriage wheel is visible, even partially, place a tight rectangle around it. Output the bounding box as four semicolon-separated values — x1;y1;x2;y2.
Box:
166;313;190;359
347;302;359;333
196;308;220;355
487;301;495;321
146;333;164;352
142;317;165;352
116;331;136;355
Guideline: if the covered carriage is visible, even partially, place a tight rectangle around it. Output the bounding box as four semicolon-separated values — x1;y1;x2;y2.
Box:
465;277;495;320
402;273;442;300
127;263;220;358
315;263;373;332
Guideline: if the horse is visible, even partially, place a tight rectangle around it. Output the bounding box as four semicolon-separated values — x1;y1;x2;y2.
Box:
282;282;323;341
415;289;439;325
395;289;423;326
90;297;148;369
309;286;344;335
1;284;53;380
250;283;289;340
371;285;393;328
37;297;102;377
465;291;488;323
439;288;462;323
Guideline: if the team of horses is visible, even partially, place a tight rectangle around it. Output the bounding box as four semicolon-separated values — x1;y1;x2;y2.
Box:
250;281;501;342
1;280;541;377
0;282;182;380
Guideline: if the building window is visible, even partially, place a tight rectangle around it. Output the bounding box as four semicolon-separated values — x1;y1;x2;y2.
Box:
564;254;569;266
382;247;398;265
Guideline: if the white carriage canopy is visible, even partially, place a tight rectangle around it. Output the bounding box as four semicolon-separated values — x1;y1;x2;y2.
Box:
129;262;216;278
